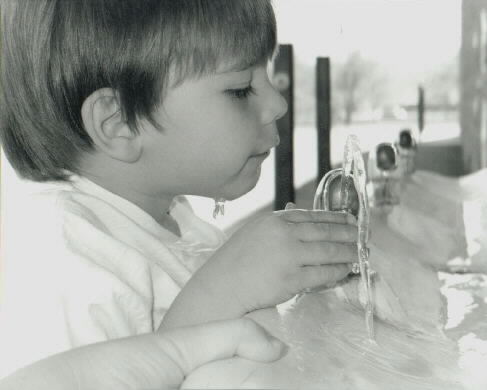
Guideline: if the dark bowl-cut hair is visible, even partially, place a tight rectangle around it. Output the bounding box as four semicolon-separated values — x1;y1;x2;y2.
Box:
0;0;277;181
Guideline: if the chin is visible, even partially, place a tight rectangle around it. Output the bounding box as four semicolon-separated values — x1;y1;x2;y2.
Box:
222;169;262;200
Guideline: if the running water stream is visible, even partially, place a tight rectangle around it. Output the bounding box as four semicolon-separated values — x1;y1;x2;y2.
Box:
341;135;375;340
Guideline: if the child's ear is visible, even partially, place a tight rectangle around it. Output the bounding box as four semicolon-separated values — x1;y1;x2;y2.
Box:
81;88;142;163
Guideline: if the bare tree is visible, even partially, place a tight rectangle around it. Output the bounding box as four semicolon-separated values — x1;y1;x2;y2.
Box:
333;51;389;124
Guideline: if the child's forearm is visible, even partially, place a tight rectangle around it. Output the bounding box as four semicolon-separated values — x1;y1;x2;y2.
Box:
159;259;248;331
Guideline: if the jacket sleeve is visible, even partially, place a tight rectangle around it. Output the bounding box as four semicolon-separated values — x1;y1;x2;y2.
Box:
0;198;154;379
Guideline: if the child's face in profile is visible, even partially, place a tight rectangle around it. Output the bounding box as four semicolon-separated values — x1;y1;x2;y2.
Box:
138;64;287;200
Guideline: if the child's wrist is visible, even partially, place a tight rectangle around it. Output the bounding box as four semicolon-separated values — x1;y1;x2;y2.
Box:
192;258;249;317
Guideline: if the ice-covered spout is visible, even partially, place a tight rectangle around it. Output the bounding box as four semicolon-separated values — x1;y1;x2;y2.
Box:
396;129;417;176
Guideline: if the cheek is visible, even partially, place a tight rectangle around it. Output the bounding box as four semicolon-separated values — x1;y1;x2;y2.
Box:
203;145;250;177
179;137;249;179
197;111;258;160
161;100;259;171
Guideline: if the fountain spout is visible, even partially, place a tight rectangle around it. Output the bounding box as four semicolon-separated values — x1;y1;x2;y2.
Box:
396;129;417;176
368;142;400;208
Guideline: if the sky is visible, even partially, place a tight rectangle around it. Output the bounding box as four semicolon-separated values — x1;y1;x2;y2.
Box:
273;0;461;77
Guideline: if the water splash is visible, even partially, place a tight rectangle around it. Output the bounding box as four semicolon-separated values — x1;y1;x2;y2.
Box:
343;135;375;340
212;198;226;219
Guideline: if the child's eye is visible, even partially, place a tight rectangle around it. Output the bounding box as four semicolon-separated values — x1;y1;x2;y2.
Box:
226;85;256;100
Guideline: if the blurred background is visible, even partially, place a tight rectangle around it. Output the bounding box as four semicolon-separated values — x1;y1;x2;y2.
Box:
275;0;459;131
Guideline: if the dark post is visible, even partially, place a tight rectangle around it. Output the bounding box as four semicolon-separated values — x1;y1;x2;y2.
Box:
316;57;332;182
418;86;425;133
273;44;295;210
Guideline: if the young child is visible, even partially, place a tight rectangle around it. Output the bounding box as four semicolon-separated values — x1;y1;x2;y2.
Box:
0;0;357;378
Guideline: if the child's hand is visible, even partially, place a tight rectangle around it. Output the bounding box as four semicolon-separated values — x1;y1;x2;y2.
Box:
161;208;357;330
211;208;357;313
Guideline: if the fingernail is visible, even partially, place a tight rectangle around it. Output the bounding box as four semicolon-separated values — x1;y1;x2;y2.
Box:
270;336;289;358
285;202;296;210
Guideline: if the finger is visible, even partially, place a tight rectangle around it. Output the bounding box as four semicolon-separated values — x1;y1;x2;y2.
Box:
296;263;352;291
277;209;356;225
298;241;357;265
157;318;287;377
292;221;358;242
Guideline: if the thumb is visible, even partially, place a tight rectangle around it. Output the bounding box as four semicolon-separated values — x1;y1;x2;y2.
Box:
157;318;287;377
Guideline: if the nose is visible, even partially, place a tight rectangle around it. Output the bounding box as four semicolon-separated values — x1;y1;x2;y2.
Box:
261;83;288;125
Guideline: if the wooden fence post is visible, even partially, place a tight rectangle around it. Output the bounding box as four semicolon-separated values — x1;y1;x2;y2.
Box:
273;44;295;210
316;57;332;183
418;86;425;133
